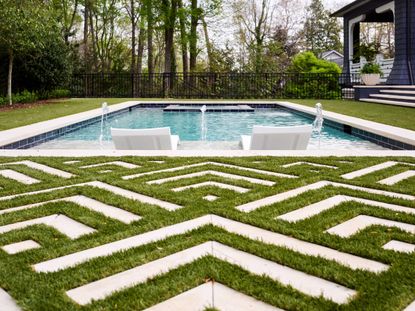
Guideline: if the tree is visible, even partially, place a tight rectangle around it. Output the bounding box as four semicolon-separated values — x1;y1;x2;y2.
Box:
161;0;178;73
233;0;300;72
303;0;342;56
0;0;55;104
290;51;341;74
177;0;189;74
189;0;202;72
88;0;125;71
145;0;155;74
52;0;80;44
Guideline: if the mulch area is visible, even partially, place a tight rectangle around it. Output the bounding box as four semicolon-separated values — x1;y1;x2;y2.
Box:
0;99;67;112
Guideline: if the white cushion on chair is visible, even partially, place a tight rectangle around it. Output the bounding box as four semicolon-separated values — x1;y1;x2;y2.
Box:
111;127;180;150
240;125;312;150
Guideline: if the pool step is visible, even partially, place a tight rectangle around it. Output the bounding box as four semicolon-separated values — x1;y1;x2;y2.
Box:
163;105;254;112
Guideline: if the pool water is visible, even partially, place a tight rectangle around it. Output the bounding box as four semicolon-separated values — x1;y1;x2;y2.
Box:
36;108;386;150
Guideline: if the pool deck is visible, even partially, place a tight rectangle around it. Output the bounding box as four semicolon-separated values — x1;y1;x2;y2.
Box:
0;100;414;157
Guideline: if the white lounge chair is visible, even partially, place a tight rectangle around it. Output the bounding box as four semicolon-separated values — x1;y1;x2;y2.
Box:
240;125;312;150
111;127;180;150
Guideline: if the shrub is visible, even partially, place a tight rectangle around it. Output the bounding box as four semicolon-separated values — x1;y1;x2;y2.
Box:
39;89;71;100
285;52;342;99
360;63;383;75
289;51;341;74
0;90;37;106
12;90;38;104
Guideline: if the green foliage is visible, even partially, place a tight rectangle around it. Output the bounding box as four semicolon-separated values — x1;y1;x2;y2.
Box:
16;33;73;91
0;89;70;107
0;0;71;103
38;89;71;100
285;52;342;99
0;90;37;106
290;52;341;74
356;43;380;62
209;45;237;72
0;0;48;53
303;0;342;55
360;63;383;75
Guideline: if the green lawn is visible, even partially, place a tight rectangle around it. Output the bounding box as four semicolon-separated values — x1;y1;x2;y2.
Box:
0;98;131;131
0;156;414;310
0;98;414;132
290;99;415;131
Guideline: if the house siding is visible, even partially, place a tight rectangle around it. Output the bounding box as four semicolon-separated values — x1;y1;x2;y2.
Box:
339;0;414;85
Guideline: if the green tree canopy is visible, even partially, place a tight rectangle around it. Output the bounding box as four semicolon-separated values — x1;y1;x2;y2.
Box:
0;0;63;104
290;51;341;74
303;0;342;56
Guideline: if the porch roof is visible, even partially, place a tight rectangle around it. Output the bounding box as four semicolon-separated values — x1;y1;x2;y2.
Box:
331;0;374;17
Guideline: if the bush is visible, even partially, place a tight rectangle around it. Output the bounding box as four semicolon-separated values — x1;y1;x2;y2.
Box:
285;52;342;99
0;89;70;107
0;90;38;106
12;90;38;104
38;89;71;100
289;51;341;74
360;63;383;74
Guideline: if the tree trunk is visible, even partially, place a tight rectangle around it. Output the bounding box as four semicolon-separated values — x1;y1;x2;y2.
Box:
189;0;198;72
89;11;98;71
83;1;89;71
130;0;136;74
137;26;145;74
7;49;13;105
163;0;177;73
136;24;145;97
178;0;188;74
147;0;154;75
201;16;213;72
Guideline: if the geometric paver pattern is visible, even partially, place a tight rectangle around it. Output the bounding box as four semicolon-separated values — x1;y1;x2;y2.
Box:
0;157;414;310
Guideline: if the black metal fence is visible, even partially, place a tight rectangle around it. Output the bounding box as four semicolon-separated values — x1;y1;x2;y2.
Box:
70;72;361;99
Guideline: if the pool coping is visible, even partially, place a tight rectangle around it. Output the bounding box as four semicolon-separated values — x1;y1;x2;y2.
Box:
0;100;414;151
0;150;414;157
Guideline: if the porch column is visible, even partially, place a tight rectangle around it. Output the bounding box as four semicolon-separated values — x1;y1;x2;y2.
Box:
341;18;351;78
352;23;360;62
387;0;411;84
341;15;365;85
410;0;415;84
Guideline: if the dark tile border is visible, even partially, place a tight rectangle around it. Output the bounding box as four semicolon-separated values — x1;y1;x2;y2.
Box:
1;103;413;150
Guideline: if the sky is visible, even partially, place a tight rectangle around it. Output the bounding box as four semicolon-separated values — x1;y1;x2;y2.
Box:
207;0;355;51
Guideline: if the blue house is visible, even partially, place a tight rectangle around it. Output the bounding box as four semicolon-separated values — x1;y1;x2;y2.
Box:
332;0;414;85
332;0;415;106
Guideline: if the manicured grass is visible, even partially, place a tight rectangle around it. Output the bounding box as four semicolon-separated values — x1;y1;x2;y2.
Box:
0;156;414;310
290;99;415;131
0;98;133;131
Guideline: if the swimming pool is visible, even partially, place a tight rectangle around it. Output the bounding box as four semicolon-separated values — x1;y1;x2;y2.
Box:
35;107;386;150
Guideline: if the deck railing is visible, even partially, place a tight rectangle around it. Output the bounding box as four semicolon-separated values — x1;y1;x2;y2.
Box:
350;56;394;83
70;72;361;99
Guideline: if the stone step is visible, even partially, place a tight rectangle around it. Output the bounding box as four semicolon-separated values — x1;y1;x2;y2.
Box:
380;90;415;95
369;94;415;102
359;98;415;108
383;85;415;89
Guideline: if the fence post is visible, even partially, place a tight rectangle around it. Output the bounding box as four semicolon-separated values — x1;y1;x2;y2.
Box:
131;73;134;98
162;73;166;98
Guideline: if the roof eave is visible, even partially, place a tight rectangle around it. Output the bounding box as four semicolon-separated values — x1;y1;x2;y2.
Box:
331;0;372;17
